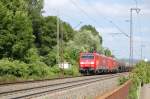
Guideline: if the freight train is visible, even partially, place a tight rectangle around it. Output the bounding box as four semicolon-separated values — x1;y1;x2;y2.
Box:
79;52;131;75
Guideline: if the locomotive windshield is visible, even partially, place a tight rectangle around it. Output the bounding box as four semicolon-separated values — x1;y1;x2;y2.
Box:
81;55;94;59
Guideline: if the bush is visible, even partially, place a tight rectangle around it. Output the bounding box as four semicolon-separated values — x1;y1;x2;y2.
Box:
0;59;51;79
64;65;80;76
118;76;129;85
128;61;150;99
24;48;42;63
49;66;61;74
0;75;19;83
43;49;57;67
0;58;80;82
28;62;51;77
0;59;29;77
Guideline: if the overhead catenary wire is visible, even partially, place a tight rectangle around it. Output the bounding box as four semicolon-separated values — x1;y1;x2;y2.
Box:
50;8;81;24
69;0;104;30
85;0;130;38
58;12;83;29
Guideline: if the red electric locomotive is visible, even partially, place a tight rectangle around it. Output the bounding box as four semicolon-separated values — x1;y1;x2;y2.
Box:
79;52;118;75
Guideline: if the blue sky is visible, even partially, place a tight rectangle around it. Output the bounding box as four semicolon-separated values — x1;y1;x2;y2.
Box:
43;0;150;60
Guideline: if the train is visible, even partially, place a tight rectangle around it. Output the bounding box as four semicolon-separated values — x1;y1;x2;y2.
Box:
79;52;131;75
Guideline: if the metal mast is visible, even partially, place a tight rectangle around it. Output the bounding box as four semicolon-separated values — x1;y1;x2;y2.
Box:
57;11;60;66
129;8;140;67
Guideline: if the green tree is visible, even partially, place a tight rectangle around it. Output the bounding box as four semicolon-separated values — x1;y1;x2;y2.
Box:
64;30;103;60
104;48;112;57
80;25;99;35
27;0;44;47
0;0;34;60
80;25;103;44
39;16;74;54
37;16;74;66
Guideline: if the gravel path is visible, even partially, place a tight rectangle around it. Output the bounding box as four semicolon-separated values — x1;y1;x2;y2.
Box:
140;84;150;99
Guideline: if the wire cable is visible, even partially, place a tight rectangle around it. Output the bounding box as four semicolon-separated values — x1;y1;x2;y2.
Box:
69;0;104;30
85;1;129;37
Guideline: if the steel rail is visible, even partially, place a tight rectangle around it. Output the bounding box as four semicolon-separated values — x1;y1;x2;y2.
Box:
0;73;126;99
0;75;109;95
0;75;84;86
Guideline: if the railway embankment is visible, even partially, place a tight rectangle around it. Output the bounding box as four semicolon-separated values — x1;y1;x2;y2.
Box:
32;73;127;99
96;80;131;99
0;73;127;99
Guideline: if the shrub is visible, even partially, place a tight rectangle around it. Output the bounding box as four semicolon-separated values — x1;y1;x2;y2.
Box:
24;48;42;63
43;50;57;67
128;61;150;99
0;58;80;82
49;66;61;74
28;62;50;77
0;59;51;79
118;76;129;85
0;59;29;77
64;65;80;76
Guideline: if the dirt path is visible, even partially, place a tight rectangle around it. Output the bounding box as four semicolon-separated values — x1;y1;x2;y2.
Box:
140;84;150;99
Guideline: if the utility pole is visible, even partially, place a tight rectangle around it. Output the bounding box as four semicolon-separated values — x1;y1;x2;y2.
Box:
129;8;140;67
57;11;60;67
140;44;145;60
57;12;64;78
60;18;64;78
140;44;143;60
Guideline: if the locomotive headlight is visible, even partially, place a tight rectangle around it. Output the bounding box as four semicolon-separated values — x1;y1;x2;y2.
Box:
80;62;84;64
90;62;94;64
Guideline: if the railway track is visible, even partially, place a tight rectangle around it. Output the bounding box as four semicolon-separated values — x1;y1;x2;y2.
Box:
0;73;127;99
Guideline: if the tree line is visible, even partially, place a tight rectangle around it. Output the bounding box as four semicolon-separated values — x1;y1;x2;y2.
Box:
0;0;113;81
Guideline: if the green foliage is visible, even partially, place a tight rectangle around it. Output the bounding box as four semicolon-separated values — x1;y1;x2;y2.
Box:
24;48;42;63
65;65;80;76
117;61;150;99
0;0;115;82
27;0;44;16
27;0;44;47
128;61;150;99
0;59;51;78
37;16;75;64
104;48;112;57
0;59;29;77
62;22;74;41
80;25;99;36
40;16;57;54
28;62;50;77
80;25;103;44
43;48;57;66
73;30;103;52
0;75;18;83
131;61;150;84
118;76;129;85
49;66;61;74
0;0;34;60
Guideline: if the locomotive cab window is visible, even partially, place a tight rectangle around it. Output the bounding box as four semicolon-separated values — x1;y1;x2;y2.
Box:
81;55;94;59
